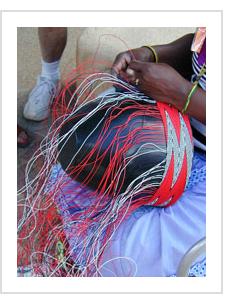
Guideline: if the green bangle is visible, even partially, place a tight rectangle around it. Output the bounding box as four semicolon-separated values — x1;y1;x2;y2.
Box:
182;83;198;114
142;45;159;63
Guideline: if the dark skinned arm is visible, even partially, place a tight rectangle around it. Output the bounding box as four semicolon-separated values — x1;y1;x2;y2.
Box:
112;33;206;124
150;33;194;80
124;61;206;124
112;33;194;80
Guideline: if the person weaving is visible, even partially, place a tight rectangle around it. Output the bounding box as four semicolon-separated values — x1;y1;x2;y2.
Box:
112;28;206;151
17;28;206;277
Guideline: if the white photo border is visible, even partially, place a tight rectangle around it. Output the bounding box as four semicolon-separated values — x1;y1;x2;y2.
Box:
1;10;222;293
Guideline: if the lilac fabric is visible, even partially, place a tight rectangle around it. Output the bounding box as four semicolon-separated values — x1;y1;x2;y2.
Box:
197;39;206;66
51;151;206;276
99;152;206;276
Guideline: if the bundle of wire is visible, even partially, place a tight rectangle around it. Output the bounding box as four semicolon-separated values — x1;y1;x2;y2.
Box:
17;66;193;277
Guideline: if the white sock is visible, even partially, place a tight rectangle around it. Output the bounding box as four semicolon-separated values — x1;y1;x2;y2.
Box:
41;59;60;80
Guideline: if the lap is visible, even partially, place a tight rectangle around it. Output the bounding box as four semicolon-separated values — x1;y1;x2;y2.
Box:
50;151;206;276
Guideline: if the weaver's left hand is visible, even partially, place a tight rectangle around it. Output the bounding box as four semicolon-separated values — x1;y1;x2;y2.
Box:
121;60;192;110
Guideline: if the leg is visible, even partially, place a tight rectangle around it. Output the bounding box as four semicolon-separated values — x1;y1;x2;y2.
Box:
38;27;67;63
23;28;68;121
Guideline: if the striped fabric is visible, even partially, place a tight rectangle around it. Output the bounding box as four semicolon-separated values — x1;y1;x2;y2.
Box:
191;52;206;90
190;51;206;151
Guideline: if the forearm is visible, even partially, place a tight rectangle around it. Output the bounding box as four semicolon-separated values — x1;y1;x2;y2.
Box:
186;87;206;124
174;81;206;124
151;33;194;79
150;34;206;122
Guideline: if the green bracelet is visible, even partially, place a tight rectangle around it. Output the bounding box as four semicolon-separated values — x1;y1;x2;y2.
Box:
182;83;199;114
142;45;159;63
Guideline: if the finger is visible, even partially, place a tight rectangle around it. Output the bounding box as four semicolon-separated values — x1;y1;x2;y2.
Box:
119;70;137;84
112;53;132;75
127;60;144;72
110;68;118;77
120;70;141;87
126;67;142;84
119;70;131;82
125;68;136;82
122;69;136;83
112;61;126;75
125;68;135;77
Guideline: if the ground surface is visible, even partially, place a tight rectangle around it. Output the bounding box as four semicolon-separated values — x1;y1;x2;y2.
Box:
17;91;51;191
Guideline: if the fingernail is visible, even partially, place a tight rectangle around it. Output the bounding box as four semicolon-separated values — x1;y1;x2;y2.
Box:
126;68;135;77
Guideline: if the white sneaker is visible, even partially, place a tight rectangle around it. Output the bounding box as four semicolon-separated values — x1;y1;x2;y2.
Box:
23;76;59;121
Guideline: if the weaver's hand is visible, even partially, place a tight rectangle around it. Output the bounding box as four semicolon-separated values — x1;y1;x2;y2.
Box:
111;47;154;76
123;60;192;109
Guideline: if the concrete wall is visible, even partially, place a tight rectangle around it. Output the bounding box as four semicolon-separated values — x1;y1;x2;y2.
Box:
17;27;84;95
76;27;195;69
